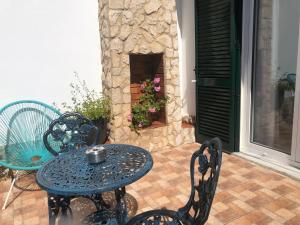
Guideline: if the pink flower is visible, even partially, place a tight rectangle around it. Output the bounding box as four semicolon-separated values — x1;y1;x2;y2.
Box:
148;107;156;113
154;86;161;92
153;77;160;84
127;114;132;122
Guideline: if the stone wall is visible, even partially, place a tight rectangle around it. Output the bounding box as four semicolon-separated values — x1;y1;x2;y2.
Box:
98;0;194;151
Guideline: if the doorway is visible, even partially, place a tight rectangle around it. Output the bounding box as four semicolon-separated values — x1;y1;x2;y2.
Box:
194;0;242;152
241;0;300;167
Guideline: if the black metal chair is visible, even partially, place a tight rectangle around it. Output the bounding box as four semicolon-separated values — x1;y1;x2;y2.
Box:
127;137;222;225
43;112;99;156
43;112;105;223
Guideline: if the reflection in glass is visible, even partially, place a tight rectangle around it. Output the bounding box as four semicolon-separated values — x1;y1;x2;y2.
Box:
251;0;299;154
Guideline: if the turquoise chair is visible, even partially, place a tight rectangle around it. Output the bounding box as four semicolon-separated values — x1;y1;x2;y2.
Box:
0;100;61;209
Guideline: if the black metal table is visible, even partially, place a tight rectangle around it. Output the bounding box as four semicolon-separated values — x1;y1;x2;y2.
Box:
36;144;153;225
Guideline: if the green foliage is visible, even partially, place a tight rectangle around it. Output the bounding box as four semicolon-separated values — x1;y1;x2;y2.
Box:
129;78;169;133
278;79;295;92
58;73;111;121
277;73;296;92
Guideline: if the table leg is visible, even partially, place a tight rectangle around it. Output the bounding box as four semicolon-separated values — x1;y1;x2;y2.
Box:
48;194;72;225
48;194;59;225
90;193;110;211
115;187;128;225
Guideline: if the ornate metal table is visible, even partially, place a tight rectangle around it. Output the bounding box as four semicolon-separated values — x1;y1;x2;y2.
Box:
36;144;153;225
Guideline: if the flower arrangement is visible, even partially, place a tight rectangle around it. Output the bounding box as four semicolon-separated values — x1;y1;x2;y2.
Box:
128;76;169;133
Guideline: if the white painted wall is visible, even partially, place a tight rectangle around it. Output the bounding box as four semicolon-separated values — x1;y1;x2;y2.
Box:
177;0;196;117
0;0;101;107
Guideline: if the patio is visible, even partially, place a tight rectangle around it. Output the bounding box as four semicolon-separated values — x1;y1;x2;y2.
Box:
1;143;299;225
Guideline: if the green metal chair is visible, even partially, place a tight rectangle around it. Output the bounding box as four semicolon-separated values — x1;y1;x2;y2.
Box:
0;100;61;209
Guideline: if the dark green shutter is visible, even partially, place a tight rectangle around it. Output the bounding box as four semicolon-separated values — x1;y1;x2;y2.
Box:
195;0;241;152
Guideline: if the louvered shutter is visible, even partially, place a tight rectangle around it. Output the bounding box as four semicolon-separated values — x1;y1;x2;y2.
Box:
195;0;240;152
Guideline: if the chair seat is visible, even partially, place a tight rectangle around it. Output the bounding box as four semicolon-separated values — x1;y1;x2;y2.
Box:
127;209;185;225
0;141;54;170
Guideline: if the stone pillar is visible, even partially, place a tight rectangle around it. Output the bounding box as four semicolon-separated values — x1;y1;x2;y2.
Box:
98;0;195;151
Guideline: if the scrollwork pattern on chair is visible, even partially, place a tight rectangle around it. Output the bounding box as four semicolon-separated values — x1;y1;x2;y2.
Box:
127;137;222;225
43;112;99;156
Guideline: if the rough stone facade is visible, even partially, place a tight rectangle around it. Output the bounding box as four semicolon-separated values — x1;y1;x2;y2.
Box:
98;0;194;151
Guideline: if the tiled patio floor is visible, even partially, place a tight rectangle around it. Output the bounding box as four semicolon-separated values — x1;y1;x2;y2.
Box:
1;143;300;225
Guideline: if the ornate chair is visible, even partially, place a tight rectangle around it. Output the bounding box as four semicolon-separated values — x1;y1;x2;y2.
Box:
43;112;108;222
127;137;222;225
0;100;61;209
43;112;99;156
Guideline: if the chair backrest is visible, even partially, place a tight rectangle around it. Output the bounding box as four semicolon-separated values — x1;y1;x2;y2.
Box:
178;137;222;225
0;100;61;169
43;112;99;156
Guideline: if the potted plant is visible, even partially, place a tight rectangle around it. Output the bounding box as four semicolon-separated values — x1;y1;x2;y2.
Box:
59;74;111;144
128;77;169;133
277;73;296;124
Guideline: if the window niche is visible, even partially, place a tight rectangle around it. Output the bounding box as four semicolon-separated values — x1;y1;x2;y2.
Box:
129;53;166;128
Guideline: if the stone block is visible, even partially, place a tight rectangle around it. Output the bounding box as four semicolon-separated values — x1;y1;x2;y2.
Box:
120;24;132;40
124;33;139;52
109;0;124;9
111;104;122;116
122;54;130;65
170;24;177;36
113;115;123;127
166;48;173;57
130;0;146;9
111;52;121;67
111;38;123;53
123;93;131;104
122;11;134;25
111;87;123;104
163;10;172;24
111;68;122;76
110;25;120;37
157;34;172;48
109;10;122;25
144;0;161;14
163;0;176;10
123;85;130;94
139;39;151;54
142;31;154;43
150;41;163;53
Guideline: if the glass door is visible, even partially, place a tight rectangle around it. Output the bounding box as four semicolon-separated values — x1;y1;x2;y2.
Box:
251;0;300;155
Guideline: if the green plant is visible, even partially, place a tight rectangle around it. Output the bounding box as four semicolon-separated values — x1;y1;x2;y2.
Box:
128;77;169;133
58;73;111;121
277;73;295;92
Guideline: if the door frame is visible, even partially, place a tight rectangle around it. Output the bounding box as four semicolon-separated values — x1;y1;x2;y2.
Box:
291;19;300;165
240;0;300;167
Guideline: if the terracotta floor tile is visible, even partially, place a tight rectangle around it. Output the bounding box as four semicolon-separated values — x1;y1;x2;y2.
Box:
1;143;299;225
272;184;296;195
284;214;300;225
244;210;272;224
246;191;275;208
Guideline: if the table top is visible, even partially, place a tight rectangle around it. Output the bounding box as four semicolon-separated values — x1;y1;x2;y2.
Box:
36;144;153;196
